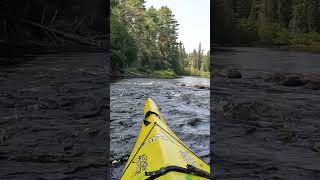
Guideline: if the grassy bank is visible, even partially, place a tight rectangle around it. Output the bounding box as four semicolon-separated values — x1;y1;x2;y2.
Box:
185;68;210;78
234;20;320;50
151;68;209;79
115;66;209;79
152;69;178;78
280;44;320;53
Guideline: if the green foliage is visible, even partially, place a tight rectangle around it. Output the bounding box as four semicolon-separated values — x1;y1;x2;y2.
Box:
110;0;196;76
153;69;177;78
185;67;209;78
111;5;138;66
111;0;210;78
238;19;259;43
290;32;320;45
213;0;320;47
183;46;210;78
258;23;290;45
236;18;320;46
202;51;210;72
289;0;316;33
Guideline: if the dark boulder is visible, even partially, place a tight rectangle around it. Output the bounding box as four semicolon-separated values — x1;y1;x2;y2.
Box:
305;80;320;90
226;69;242;79
264;73;286;83
193;84;209;89
282;76;305;87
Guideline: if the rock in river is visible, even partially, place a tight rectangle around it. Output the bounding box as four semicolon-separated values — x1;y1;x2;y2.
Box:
282;76;305;87
226;69;242;79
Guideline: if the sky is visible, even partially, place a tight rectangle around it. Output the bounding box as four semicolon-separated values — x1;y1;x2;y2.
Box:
145;0;210;53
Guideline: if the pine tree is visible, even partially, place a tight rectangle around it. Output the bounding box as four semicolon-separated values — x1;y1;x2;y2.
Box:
197;42;203;70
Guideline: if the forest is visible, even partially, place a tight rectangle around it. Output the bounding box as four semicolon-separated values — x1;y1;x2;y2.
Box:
0;0;106;49
111;0;209;77
213;0;320;48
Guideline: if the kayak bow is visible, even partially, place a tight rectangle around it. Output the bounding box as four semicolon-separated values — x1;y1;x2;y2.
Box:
120;98;210;180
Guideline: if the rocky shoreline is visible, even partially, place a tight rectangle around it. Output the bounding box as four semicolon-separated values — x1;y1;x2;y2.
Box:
213;66;320;90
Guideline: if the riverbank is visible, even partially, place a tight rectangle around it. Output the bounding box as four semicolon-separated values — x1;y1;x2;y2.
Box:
111;67;209;81
110;69;178;81
280;44;320;53
0;43;107;57
212;47;320;179
213;43;320;53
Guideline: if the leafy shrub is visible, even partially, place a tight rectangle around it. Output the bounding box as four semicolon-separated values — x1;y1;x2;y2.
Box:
258;23;290;45
290;32;320;45
290;33;312;45
238;18;259;43
153;69;176;78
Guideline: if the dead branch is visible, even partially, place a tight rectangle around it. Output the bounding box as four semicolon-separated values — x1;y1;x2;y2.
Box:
41;7;46;24
50;9;58;25
20;19;100;47
112;66;143;76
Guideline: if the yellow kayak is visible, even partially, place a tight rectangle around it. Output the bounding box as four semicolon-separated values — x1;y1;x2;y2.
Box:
120;98;210;180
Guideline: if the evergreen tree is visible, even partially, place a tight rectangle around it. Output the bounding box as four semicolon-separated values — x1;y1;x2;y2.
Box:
213;0;320;45
197;42;203;70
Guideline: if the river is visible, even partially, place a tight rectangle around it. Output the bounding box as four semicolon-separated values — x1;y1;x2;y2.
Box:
2;47;319;179
0;51;108;179
110;77;210;179
214;47;320;76
213;47;320;179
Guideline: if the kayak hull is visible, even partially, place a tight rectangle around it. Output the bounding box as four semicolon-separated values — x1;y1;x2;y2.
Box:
120;98;210;180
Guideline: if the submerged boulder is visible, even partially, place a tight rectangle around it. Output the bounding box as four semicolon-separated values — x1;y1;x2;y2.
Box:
193;84;209;89
264;73;308;87
305;80;320;90
176;83;186;86
264;73;287;83
282;76;305;87
226;69;242;79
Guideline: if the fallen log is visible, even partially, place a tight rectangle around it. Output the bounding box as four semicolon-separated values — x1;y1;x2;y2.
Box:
111;66;143;77
26;40;47;47
20;19;100;47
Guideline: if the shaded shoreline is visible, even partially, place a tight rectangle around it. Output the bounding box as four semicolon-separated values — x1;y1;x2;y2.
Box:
213;43;320;53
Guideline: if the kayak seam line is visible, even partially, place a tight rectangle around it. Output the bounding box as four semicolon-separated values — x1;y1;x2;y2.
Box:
155;123;210;170
120;122;156;179
155;122;194;154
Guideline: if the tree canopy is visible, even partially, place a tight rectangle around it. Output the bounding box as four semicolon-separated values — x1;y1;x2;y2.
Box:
213;0;320;46
111;0;209;77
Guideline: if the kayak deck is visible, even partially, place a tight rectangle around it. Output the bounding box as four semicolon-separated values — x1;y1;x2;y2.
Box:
120;98;210;180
